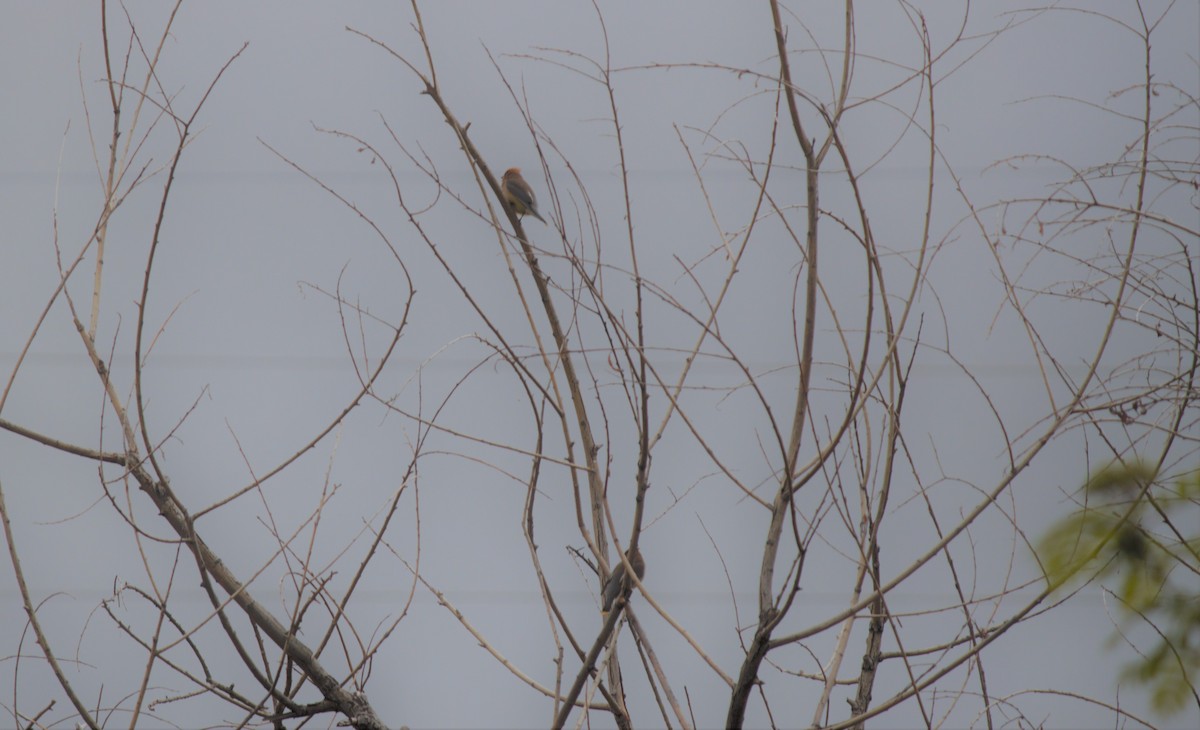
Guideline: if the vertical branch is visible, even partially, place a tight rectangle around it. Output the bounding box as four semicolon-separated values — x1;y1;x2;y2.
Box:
89;0;119;340
728;2;824;726
89;1;184;340
588;3;651;719
846;592;884;727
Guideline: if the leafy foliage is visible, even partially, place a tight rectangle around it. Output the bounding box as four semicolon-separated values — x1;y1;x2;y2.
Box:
1039;463;1200;715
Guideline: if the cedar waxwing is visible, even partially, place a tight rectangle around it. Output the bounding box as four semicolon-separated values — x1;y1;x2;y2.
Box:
501;167;547;223
601;548;645;615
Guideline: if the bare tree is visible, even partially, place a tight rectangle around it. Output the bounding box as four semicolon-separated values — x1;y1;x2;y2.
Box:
1;2;1196;728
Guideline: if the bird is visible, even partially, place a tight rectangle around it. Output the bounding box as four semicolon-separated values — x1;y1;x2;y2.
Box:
601;548;645;616
501;167;547;223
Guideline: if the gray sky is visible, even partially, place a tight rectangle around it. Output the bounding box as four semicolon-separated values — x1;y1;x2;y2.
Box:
2;2;1198;728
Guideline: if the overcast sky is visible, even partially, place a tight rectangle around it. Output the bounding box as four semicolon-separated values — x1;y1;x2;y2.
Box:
2;2;1198;729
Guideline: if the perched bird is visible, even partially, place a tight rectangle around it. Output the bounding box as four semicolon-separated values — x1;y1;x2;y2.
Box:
501;167;547;223
601;548;645;616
